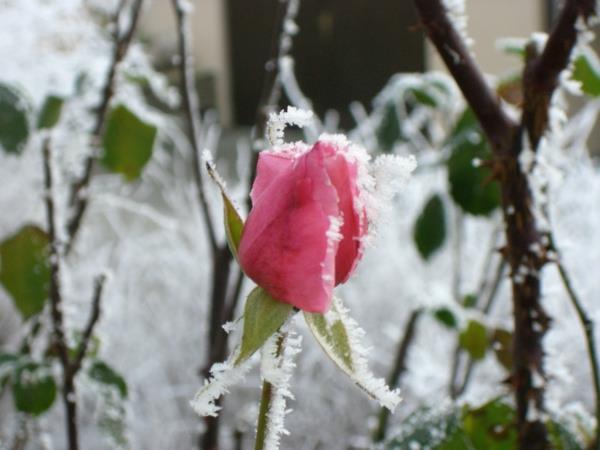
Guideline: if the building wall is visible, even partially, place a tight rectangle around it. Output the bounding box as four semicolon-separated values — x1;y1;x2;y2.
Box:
140;0;233;125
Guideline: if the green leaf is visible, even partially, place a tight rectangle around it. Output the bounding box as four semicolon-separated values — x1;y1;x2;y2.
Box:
413;194;446;260
462;399;517;450
101;104;157;181
459;320;488;360
407;87;438;107
491;328;513;371
37;95;64;129
0;225;50;319
205;160;245;259
0;353;18;386
572;49;600;97
547;420;585;450
377;103;401;153
89;360;128;398
447;110;501;216
462;294;477;308
304;298;400;410
496;38;527;58
434;307;457;329
304;306;353;370
236;287;293;365
0;83;30;154
12;362;56;416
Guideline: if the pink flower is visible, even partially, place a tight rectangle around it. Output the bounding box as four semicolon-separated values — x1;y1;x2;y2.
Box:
238;137;368;313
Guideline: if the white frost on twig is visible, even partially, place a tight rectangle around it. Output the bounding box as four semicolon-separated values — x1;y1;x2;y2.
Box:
259;328;303;450
189;348;253;417
267;106;314;147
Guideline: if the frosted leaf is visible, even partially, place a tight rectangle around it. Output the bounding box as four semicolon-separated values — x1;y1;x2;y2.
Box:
305;297;402;412
259;327;302;450
190;348;253;417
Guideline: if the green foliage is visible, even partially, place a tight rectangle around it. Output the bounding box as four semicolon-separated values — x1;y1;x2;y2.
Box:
305;306;353;369
433;307;457;329
458;320;488;361
236;287;293;364
572;48;600;97
491;328;513;371
447;109;501;216
89;360;128;398
12;361;57;416
101;104;157;181
386;399;585;450
37;95;64;129
0;83;30;154
413;194;446;260
462;294;477;308
224;196;244;260
377;103;402;152
0;225;50;319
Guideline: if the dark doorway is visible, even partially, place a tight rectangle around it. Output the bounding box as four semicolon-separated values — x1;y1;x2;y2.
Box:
227;0;425;127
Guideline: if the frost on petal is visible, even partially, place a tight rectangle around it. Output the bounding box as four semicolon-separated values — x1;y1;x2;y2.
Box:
259;327;303;450
190;348;253;417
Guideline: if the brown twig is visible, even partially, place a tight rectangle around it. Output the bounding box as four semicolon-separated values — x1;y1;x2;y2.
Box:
43;138;108;450
171;0;218;255
71;274;107;374
522;0;596;148
372;309;422;442
66;0;144;254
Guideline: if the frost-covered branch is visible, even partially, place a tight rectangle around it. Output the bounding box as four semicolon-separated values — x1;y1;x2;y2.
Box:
523;0;596;148
171;0;218;255
71;274;107;374
66;0;145;253
252;0;303;155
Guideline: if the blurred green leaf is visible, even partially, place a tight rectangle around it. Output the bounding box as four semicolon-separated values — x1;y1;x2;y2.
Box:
463;399;516;450
496;38;527;58
434;307;457;329
377;103;401;153
459;320;488;360
447;110;501;216
12;361;56;416
236;287;293;365
0;225;50;319
89;360;128;398
0;83;30;154
413;194;446;260
101;104;157;181
37;95;64;129
572;49;600;97
462;294;477;308
547;420;585;450
491;328;513;372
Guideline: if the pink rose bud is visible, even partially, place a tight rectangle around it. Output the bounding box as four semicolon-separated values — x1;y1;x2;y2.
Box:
238;137;369;313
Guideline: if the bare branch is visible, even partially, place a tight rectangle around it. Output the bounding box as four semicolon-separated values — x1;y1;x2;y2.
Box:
71;274;107;373
43;138;79;450
171;0;219;255
412;0;518;153
523;0;596;148
373;309;422;442
66;0;145;253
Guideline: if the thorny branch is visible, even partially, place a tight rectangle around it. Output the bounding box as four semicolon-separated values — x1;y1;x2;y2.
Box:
412;0;596;448
66;0;144;254
43;138;108;450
